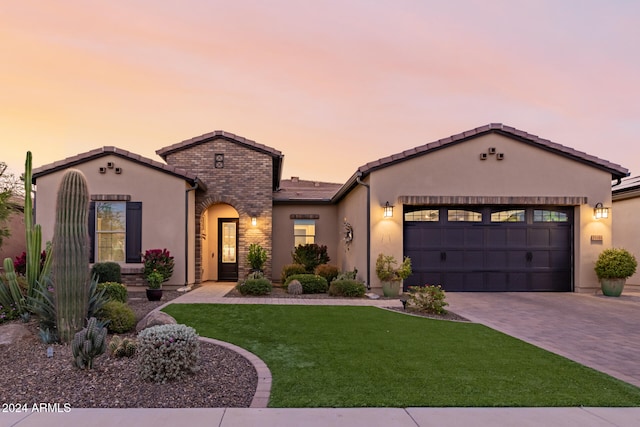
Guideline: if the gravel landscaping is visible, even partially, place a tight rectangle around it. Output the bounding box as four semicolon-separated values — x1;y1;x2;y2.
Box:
0;291;258;409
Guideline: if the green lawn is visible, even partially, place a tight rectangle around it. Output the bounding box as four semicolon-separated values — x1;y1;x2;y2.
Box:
163;304;640;408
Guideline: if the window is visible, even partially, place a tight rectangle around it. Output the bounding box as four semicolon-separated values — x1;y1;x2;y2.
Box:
448;209;482;222
294;220;315;246
89;201;142;263
534;210;568;222
95;202;126;262
491;209;525;222
404;209;439;222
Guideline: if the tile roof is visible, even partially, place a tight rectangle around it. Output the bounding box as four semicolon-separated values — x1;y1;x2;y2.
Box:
155;130;283;159
333;123;629;202
32;146;204;188
612;175;640;200
274;178;343;203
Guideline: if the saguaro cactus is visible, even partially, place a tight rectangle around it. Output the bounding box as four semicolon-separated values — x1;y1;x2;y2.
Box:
53;169;90;343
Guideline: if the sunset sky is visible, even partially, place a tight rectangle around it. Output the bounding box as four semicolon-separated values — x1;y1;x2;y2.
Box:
2;1;639;184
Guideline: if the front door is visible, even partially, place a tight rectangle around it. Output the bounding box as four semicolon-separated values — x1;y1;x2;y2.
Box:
218;218;238;281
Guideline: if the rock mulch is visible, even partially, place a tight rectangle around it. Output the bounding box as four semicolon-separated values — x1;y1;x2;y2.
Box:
0;291;257;408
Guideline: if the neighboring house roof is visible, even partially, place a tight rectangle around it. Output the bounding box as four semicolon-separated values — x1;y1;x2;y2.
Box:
156;130;284;191
274;177;343;203
32;146;206;189
333;123;630;202
612;176;640;201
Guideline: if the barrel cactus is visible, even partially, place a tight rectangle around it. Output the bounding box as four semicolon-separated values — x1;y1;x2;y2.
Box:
72;317;107;369
287;279;303;295
108;335;137;358
52;169;91;343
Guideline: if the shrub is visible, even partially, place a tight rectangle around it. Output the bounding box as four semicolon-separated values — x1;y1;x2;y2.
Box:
91;262;122;283
0;302;18;323
292;244;330;272
97;282;127;303
315;264;339;284
72;317;107;369
329;279;366;297
284;274;328;294
99;301;136;334
138;324;200;383
406;285;448;314
247;243;268;271
594;248;638;279
376;253;412;281
287;280;303;295
237;278;272;295
335;268;358;281
281;264;307;282
142;249;175;282
108;335;137;358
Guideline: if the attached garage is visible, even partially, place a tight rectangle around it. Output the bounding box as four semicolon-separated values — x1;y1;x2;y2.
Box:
335;123;629;294
403;206;573;291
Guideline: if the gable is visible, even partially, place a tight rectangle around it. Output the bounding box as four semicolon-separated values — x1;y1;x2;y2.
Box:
333;123;629;202
156;130;284;191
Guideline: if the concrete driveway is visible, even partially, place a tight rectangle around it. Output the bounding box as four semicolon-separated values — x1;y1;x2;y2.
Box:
446;292;640;388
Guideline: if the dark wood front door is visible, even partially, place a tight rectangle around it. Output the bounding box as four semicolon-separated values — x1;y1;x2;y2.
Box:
218;218;238;281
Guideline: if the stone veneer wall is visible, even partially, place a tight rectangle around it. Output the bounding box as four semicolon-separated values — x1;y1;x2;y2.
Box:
163;138;274;283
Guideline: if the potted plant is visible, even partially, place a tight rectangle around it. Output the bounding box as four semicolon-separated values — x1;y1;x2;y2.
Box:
247;243;268;274
594;248;638;297
375;253;412;297
142;249;175;301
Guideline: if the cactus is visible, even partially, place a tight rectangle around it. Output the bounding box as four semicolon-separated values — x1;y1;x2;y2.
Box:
287;279;303;295
53;169;91;343
108;335;137;358
1;152;52;307
23;152;53;298
72;317;107;369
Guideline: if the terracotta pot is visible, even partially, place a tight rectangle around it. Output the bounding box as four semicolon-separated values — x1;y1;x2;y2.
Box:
600;278;626;297
381;280;401;297
146;288;163;301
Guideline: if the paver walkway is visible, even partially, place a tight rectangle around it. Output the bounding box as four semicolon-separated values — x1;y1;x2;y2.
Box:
445;291;640;388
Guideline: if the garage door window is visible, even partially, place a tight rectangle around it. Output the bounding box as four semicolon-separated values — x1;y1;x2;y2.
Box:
448;209;482;222
534;209;568;222
491;209;525;222
404;209;439;222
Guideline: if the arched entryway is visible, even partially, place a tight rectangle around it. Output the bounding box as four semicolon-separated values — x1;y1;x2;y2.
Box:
200;203;239;282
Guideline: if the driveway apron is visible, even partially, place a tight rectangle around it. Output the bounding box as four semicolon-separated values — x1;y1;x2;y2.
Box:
446;292;640;388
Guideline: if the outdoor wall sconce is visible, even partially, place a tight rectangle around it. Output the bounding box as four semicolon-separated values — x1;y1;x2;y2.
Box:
251;217;257;227
383;201;394;218
594;203;609;220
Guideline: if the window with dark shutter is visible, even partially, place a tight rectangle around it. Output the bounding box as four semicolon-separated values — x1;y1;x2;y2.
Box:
126;202;142;263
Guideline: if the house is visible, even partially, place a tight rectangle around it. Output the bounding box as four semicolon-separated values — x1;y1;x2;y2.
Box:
612;176;640;286
32;124;628;293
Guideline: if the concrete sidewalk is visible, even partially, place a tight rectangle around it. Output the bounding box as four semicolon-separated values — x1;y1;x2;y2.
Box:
6;284;640;426
5;407;640;426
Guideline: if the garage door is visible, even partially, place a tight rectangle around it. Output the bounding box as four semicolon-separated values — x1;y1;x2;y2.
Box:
403;206;573;292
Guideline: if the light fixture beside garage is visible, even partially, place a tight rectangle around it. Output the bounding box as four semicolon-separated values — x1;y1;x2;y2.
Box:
594;203;609;220
383;201;394;218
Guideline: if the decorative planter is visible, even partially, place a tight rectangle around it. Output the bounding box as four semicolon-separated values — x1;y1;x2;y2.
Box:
146;289;163;301
381;280;401;298
600;278;626;297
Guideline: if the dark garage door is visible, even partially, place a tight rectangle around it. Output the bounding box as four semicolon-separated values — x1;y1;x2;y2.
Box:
403;206;573;292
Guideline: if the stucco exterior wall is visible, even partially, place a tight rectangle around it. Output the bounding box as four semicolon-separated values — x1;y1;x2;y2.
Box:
335;183;369;286
272;203;339;282
33;155;191;286
612;194;640;285
163;138;274;282
0;205;26;265
364;133;614;292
